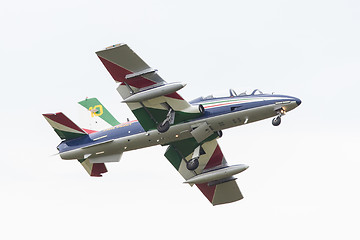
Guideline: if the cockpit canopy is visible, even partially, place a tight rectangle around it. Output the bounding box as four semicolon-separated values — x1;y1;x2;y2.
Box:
190;89;265;103
231;89;264;96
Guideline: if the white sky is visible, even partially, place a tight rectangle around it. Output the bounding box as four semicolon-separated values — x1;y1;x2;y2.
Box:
1;0;360;239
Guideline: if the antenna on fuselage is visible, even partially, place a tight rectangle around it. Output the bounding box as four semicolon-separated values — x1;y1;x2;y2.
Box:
230;89;237;97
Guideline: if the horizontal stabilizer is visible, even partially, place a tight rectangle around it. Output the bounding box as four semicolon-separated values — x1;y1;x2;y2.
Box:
77;153;122;177
43;112;87;140
78;159;107;177
88;153;123;164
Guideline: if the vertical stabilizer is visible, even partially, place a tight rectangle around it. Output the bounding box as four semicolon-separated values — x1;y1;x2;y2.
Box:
78;97;120;131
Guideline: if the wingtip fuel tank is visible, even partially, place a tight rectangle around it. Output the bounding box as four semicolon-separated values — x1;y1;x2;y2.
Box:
184;164;249;185
122;82;186;103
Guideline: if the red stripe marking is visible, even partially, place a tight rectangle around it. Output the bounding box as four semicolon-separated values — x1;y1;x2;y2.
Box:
196;183;216;203
98;56;156;88
82;128;97;134
99;56;184;93
127;76;156;89
165;92;184;100
98;56;129;81
43;113;85;133
91;163;108;177
204;144;224;170
196;144;224;203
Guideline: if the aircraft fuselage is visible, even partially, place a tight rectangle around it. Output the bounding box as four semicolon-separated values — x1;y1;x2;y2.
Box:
58;93;301;160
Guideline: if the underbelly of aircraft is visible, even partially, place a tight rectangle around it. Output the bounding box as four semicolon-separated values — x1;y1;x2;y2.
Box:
59;102;295;161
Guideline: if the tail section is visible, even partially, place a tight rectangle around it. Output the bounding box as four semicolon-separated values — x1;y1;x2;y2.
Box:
78;97;120;131
43;112;88;140
43;112;109;177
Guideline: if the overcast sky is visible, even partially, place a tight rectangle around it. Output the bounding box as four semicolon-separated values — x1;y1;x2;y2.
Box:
1;0;360;239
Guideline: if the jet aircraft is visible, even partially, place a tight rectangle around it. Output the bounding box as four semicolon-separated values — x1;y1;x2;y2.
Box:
43;43;301;205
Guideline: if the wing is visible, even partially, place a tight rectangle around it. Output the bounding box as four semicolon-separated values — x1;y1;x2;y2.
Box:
96;44;202;131
165;134;244;205
96;44;244;204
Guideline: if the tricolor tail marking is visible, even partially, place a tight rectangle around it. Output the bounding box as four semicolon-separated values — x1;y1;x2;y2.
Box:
43;112;87;140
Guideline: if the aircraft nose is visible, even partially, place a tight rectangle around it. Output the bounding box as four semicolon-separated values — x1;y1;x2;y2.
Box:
296;98;302;106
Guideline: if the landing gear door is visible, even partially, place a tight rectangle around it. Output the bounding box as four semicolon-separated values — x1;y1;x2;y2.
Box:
191;122;213;143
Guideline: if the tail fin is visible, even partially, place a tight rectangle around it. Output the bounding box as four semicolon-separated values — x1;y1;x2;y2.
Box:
43;112;88;140
78;97;120;131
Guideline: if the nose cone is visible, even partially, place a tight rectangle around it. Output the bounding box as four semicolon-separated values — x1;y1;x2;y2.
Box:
296;98;302;106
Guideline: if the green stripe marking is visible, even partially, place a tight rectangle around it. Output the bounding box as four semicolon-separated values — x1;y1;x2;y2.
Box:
164;146;183;170
54;129;86;140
